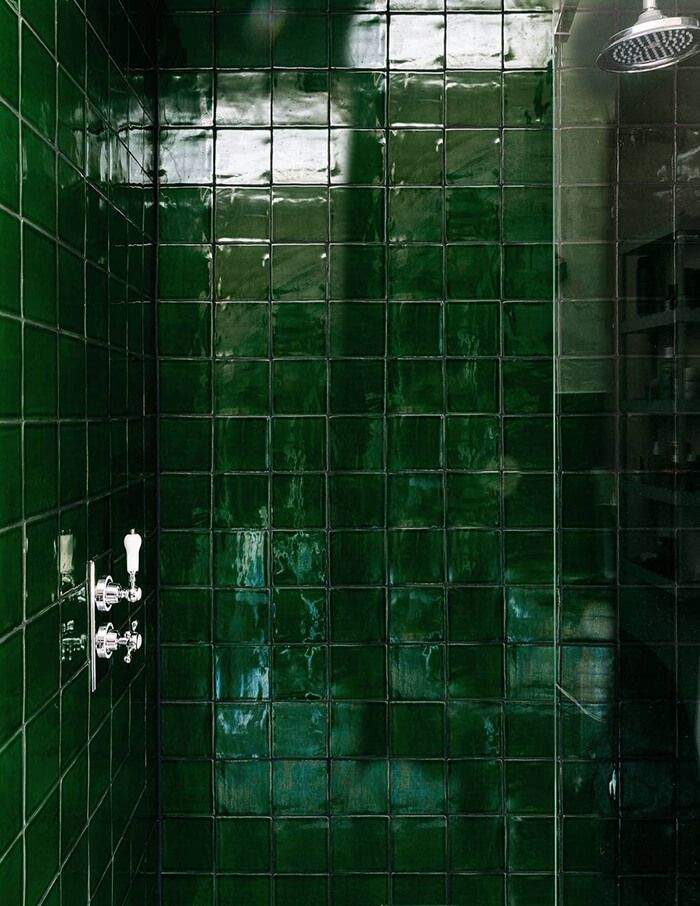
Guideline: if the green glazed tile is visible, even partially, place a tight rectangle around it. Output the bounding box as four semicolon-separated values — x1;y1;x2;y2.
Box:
330;531;385;585
216;12;270;67
447;188;500;241
391;760;445;814
273;360;326;414
160;71;213;126
272;417;325;471
273;70;328;125
330;817;388;871
273;759;327;815
503;129;553;184
0;1;19;109
272;702;328;757
390;73;444;127
0;317;21;418
161;188;213;243
389;129;443;186
331;71;385;128
160;360;211;414
272;646;326;699
446;245;499;300
0;211;20;313
330;588;386;644
0;425;21;526
390;644;445;700
274;818;327;873
272;475;325;529
22;127;55;232
217;71;271;126
161;417;212;471
388;416;443;470
272;188;327;242
331;702;386;758
215;361;269;416
390;703;444;757
159;245;212;301
215;417;268;471
448;760;502;813
273;588;325;642
331;760;388;815
273;303;326;357
161;12;214;67
330;302;384;357
447;73;501;127
217;818;270;872
388;187;442;242
331;646;386;700
0;106;19;213
330;245;385;300
161;763;213;817
21;26;56;140
216;703;269;758
449;816;504;871
25;790;59;905
275;877;326;906
213;530;267;587
504;70;553;126
161;703;212;758
330;474;385;528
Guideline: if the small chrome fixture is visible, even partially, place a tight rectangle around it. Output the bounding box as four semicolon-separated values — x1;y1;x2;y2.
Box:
95;530;143;610
88;530;144;691
597;0;700;72
95;621;143;664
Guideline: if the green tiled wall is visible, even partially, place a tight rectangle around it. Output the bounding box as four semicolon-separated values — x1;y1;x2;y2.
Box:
157;3;557;903
0;0;158;903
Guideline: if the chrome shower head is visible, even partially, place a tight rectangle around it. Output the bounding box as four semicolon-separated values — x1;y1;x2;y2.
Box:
597;1;700;73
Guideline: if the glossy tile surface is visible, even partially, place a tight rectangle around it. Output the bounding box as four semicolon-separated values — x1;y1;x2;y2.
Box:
0;0;158;903
158;3;556;904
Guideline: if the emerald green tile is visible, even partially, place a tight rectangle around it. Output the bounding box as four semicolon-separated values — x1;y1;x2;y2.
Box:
447;473;500;527
272;702;328;757
273;303;326;357
331;646;385;700
446;245;499;299
0;105;19;213
161;703;212;758
216;704;269;758
272;474;325;529
163;818;213;870
447;73;501;127
389;245;443;300
330;302;384;357
161;188;212;242
274;818;327;873
330;531;385;585
160;360;211;414
0;317;20;418
330;588;386;644
447;188;500;241
390;73;443;127
331;187;384;242
272;245;326;301
216;12;269;67
214;302;268;357
504;70;553;126
273;589;325;642
448;760;502;813
0;630;22;747
272;645;326;699
391;760;445;814
272;188;327;242
503;129;553;184
273;759;327;816
160;531;211;587
446;130;500;185
161;12;214;67
160;71;213;126
389;129;443;186
449;816;504;871
331;760;388;815
0;1;19;108
159;245;212;301
273;70;329;125
390;703;444;757
331;817;388;871
390;644;445;700
388;188;442;242
394;817;445;871
22;127;55;232
273;360;326;414
0;210;20;313
330;474;384;528
275;877;326;906
161;417;212;471
329;245;385;300
0;528;22;635
21;26;56;140
25;790;59;905
214;530;267;587
215;361;269;415
215;417;267;471
331;71;385;128
272;417;324;471
0;425;21;526
330;702;386;758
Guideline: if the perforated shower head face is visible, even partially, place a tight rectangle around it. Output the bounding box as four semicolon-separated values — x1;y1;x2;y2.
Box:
597;11;700;72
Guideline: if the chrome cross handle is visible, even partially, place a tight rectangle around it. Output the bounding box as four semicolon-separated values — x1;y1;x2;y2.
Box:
95;621;143;664
94;530;143;611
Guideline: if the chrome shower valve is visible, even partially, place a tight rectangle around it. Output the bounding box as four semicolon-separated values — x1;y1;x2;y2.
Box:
95;530;143;611
95;621;143;664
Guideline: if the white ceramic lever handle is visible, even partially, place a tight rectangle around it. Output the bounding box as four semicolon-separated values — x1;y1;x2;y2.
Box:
124;530;142;575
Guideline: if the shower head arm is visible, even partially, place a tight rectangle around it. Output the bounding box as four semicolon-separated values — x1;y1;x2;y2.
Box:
640;0;663;20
